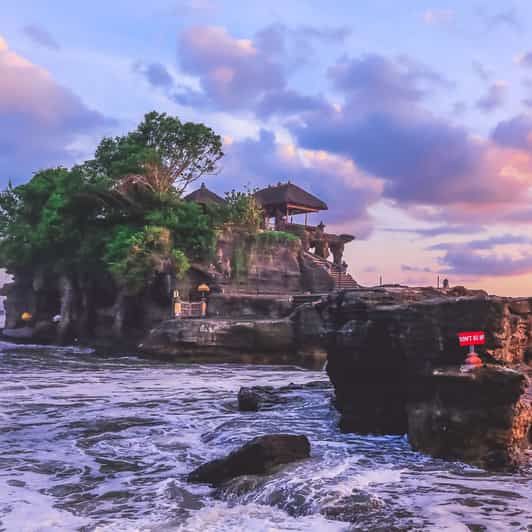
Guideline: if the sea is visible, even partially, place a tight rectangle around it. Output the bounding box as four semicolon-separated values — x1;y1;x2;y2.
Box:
0;343;531;532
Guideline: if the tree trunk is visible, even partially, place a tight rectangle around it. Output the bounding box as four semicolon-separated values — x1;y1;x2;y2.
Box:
58;274;77;343
112;288;127;338
78;279;93;339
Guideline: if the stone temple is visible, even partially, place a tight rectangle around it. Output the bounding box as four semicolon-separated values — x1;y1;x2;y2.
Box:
181;181;358;299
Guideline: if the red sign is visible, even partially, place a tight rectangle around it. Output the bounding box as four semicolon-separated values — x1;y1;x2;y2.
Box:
458;331;485;347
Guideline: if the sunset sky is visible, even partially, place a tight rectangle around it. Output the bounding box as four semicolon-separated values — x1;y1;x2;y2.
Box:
1;1;532;296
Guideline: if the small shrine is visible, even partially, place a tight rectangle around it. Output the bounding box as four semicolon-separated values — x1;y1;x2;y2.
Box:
184;183;225;208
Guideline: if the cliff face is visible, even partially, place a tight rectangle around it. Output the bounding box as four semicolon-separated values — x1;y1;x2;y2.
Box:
212;227;303;294
320;288;531;469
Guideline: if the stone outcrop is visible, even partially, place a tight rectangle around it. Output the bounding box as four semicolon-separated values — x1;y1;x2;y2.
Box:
139;306;330;364
238;386;276;411
139;317;303;363
0;271;173;345
321;287;532;469
187;434;311;486
212;226;303;294
237;381;329;411
207;293;294;320
408;366;530;469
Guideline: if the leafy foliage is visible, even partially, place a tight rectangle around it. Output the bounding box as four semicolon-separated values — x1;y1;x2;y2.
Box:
0;111;222;296
219;188;264;231
255;231;300;248
104;225;189;293
83;111;223;194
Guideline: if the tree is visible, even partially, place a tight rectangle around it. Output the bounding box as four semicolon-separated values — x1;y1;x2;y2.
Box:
103;225;189;294
85;111;224;195
0;110;225;338
220;188;264;231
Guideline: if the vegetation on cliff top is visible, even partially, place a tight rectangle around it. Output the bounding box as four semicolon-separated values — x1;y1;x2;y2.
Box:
0;111;228;293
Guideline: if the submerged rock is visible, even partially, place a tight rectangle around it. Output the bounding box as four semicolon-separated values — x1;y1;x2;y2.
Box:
237;386;283;411
187;434;310;486
237;381;331;412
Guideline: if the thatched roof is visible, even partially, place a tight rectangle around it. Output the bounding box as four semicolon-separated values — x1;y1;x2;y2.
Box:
254;182;328;212
184;183;225;205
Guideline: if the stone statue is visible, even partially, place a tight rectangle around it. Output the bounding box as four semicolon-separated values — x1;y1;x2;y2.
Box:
330;240;345;266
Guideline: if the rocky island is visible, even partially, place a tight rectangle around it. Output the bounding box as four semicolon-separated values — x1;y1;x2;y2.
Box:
0;111;530;474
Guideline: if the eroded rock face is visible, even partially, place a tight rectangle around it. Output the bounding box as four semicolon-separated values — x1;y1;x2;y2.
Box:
140;318;298;362
187;434;311;486
408;366;530;469
322;288;532;468
207;294;294;320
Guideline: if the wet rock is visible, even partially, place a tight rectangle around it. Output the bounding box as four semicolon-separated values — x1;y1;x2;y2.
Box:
408;366;531;470
322;287;532;468
2;326;35;340
187;434;310;486
237;386;282;411
238;387;260;411
207;293;293;320
237;381;331;412
140;318;297;361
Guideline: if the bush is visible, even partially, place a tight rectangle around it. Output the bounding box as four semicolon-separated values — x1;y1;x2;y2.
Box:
103;225;190;293
255;231;300;248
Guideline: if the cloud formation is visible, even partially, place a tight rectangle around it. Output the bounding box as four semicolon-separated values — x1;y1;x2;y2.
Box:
476;81;507;113
285;53;531;221
429;234;532;277
133;61;174;88
383;224;485;237
477;7;522;31
23;24;60;50
217;129;381;235
429;234;532;251
175;23;349;112
176;25;284;109
491;114;532;149
0;36;111;184
437;247;532;277
422;9;454;25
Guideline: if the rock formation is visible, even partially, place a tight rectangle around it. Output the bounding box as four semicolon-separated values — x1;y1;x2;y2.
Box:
187;434;311;486
321;288;531;469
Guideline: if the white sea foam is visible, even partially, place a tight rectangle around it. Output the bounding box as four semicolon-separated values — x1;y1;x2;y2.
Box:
1;347;531;531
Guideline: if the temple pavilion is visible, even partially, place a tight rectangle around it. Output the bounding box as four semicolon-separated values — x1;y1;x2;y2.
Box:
183;182;225;207
185;181;356;288
254;182;328;227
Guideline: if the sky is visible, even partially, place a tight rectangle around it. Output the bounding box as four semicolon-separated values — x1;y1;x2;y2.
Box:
1;0;532;296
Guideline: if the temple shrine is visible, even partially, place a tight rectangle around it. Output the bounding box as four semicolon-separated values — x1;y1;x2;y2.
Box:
185;181;358;295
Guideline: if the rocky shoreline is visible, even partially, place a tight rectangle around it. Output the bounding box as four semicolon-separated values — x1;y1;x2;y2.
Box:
140;286;532;470
2;284;531;470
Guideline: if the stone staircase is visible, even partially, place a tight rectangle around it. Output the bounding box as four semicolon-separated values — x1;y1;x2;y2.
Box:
303;252;359;290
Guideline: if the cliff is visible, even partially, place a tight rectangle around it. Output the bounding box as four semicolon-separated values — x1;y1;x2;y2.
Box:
0;226;344;344
320;288;531;469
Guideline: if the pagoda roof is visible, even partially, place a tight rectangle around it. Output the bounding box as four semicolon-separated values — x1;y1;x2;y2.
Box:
184;183;225;205
254;182;328;212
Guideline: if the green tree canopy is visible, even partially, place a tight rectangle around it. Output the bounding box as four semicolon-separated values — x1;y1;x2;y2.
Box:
84;111;224;195
0;111;224;295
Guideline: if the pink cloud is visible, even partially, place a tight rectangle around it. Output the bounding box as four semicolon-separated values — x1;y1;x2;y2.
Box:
0;36;111;184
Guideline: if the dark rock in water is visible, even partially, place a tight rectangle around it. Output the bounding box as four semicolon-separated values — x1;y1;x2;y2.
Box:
237;386;283;411
139;318;298;362
238;387;260;411
237;381;331;412
2;326;34;340
408;366;531;470
187;434;310;486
